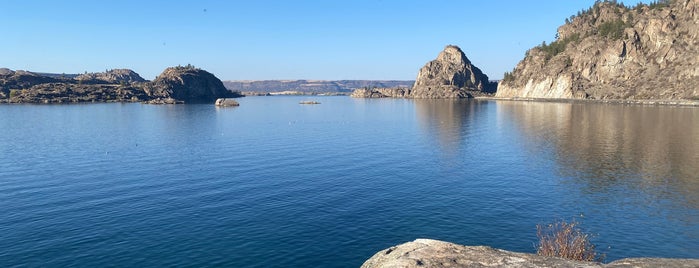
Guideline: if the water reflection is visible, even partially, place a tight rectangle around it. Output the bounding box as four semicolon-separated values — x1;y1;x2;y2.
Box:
413;100;489;158
497;101;699;210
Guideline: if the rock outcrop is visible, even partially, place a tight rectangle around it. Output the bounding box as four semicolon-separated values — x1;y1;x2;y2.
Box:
145;65;242;103
411;45;495;98
362;239;699;268
351;45;496;99
1;66;242;104
497;0;699;100
350;87;410;98
75;69;146;84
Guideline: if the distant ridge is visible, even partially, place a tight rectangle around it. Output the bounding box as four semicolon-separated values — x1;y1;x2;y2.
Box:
222;80;414;94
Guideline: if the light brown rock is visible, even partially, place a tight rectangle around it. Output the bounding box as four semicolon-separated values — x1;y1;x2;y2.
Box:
362;239;699;268
215;98;240;106
497;0;699;100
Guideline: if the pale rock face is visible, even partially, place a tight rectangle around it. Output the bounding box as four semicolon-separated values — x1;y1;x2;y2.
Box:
497;0;699;100
362;239;699;268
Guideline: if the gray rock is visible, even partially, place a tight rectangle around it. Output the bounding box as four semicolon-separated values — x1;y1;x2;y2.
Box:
497;0;699;100
350;46;495;99
215;98;240;106
75;69;146;84
362;239;699;268
350;87;410;98
411;45;494;98
145;65;242;103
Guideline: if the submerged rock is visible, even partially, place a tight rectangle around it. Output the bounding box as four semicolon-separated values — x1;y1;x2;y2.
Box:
362;239;699;268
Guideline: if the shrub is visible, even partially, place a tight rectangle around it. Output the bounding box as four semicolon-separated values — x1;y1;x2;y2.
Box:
503;71;515;83
535;219;604;262
538;33;581;61
9;89;20;98
598;19;628;40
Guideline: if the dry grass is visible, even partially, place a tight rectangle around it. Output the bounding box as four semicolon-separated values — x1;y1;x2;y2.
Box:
536;219;604;262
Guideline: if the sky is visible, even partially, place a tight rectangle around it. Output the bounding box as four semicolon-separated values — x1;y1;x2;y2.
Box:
1;0;648;81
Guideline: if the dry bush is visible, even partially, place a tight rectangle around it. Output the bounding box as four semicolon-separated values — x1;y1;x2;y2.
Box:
536;219;604;262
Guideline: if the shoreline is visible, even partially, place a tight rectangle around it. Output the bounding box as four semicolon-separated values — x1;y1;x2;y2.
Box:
476;96;699;107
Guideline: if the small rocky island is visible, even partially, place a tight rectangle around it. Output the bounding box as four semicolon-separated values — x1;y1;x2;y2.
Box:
351;45;496;99
497;0;699;100
0;65;242;104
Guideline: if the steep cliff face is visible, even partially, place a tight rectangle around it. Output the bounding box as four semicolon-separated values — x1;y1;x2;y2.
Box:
351;45;495;98
497;0;699;100
146;66;241;102
412;45;494;97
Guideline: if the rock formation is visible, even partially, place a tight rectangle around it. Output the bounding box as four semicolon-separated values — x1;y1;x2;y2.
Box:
362;239;699;268
411;45;495;98
497;0;699;100
351;45;496;98
1;66;242;104
215;98;240;107
350;87;410;98
75;69;146;84
145;65;242;103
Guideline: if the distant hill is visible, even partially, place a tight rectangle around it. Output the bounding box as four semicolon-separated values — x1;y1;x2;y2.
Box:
222;80;414;94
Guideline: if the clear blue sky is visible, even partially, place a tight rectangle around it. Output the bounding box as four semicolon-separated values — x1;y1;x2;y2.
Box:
1;0;646;80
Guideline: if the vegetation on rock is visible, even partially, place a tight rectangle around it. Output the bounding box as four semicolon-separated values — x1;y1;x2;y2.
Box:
497;0;699;100
536;219;604;262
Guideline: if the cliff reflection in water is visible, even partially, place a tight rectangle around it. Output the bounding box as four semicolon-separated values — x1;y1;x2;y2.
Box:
498;101;699;210
413;100;490;159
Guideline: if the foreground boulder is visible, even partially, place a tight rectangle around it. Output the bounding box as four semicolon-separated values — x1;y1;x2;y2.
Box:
362;239;699;268
497;0;699;100
146;65;242;103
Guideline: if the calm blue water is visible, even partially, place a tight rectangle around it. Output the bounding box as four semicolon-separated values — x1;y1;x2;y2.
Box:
1;96;698;267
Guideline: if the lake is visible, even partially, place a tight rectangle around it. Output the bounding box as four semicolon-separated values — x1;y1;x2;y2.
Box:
1;96;698;267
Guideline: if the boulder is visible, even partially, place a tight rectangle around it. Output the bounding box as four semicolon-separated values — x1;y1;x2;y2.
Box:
215;98;240;106
362;239;699;268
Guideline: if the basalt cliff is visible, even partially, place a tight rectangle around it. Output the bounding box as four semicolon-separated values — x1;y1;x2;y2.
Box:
351;45;496;98
0;66;241;104
497;0;699;100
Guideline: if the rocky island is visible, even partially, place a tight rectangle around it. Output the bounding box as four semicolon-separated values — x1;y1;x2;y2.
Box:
351;45;496;99
0;65;242;104
497;0;699;100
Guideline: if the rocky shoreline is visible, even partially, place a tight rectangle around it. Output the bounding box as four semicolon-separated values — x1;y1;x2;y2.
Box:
479;96;699;107
0;66;242;104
